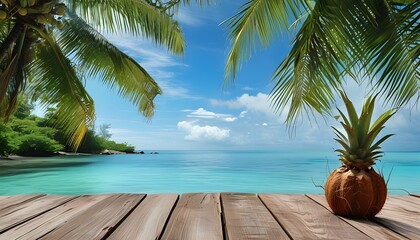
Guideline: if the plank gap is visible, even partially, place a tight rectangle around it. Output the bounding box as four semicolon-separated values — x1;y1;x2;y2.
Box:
257;194;293;240
160;193;222;240
157;194;180;240
222;193;289;239
0;194;46;211
306;194;410;239
0;196;78;235
219;192;228;240
100;194;147;240
368;217;411;240
409;194;420;199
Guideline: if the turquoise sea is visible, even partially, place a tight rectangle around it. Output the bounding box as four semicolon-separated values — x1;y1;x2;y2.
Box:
0;151;419;195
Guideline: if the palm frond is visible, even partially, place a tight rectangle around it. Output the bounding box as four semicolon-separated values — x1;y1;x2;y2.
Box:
55;16;161;118
224;0;419;125
270;0;355;125
349;1;418;108
223;0;306;82
26;26;95;149
67;0;185;54
147;0;213;14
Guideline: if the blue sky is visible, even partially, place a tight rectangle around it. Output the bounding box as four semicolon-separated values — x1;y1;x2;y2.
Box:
84;1;419;151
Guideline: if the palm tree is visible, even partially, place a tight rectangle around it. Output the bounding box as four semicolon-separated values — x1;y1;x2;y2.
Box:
0;0;208;149
224;0;419;126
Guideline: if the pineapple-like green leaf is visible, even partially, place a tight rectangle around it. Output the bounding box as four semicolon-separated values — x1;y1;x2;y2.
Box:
370;134;396;152
358;94;376;147
332;126;348;143
333;91;396;169
339;91;359;130
341;122;359;152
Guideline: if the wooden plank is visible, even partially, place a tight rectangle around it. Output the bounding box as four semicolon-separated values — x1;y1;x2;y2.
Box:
0;194;45;211
221;193;289;240
260;194;370;239
0;195;74;234
0;195;109;240
160;193;222;240
108;194;178;240
397;195;420;205
39;194;145;240
372;196;420;239
307;194;411;239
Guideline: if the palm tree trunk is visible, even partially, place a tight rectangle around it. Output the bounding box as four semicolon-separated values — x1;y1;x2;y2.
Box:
0;22;24;64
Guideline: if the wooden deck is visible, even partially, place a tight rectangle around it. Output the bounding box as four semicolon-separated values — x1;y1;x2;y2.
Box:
0;193;418;239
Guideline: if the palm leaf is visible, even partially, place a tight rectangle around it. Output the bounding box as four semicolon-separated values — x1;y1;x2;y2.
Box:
55;16;161;118
26;26;95;149
269;0;358;125
67;0;185;54
364;1;419;107
224;0;419;125
223;0;306;82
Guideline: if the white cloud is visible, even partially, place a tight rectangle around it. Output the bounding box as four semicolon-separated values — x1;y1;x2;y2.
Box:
175;4;225;27
177;121;230;141
211;93;284;121
188;108;218;118
186;108;237;122
176;9;206;27
262;123;268;126
223;117;238;122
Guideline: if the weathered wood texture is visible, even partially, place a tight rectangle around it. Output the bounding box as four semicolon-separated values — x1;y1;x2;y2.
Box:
39;194;144;240
260;194;369;239
108;194;178;240
373;196;420;239
0;195;109;240
0;195;74;234
161;193;222;240
0;194;418;240
222;193;289;239
0;194;45;211
307;194;408;239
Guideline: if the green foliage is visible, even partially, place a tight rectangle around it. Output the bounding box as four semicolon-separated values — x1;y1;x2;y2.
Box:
225;0;419;126
13;99;34;119
0;100;135;155
76;130;103;153
0;123;20;156
0;0;208;149
77;130;135;153
100;139;135;153
333;91;396;169
17;133;63;155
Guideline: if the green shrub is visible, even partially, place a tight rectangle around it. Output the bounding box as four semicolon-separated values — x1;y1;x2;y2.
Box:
17;134;63;154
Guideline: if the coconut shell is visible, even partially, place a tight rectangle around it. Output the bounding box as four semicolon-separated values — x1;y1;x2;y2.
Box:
325;166;387;218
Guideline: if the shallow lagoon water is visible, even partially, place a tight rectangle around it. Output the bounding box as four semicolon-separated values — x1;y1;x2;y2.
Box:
0;150;419;195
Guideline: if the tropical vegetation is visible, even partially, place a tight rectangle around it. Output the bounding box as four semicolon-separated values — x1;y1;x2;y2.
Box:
0;100;135;156
0;0;209;150
224;0;419;125
325;91;395;217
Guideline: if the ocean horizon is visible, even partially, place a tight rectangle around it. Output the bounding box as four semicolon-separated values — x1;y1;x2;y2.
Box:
0;150;419;195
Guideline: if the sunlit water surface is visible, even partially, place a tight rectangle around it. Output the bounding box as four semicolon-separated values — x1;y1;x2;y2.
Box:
0;151;418;195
